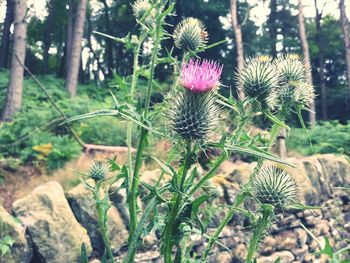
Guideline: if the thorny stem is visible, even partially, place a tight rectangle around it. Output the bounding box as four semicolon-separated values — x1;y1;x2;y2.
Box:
246;205;273;263
129;128;148;239
145;15;162;114
126;32;147;179
94;183;115;263
128;3;163;245
164;141;192;263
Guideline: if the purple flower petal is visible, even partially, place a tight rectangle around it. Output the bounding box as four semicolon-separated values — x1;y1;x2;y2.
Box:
180;59;223;93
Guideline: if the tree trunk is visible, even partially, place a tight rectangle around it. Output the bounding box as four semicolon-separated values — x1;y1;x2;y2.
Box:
0;0;15;69
2;0;27;121
314;0;327;120
230;0;245;100
65;0;87;96
65;0;75;77
298;0;316;126
268;0;286;157
42;1;55;74
268;0;277;58
340;0;350;105
100;0;114;78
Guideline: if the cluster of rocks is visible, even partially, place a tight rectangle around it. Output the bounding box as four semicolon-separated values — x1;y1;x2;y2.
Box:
0;154;349;262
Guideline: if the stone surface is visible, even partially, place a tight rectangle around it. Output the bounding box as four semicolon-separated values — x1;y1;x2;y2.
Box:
0;206;33;263
12;181;92;263
66;180;128;255
258;250;295;263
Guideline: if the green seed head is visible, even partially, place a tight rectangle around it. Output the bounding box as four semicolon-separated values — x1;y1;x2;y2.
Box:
251;166;298;210
89;161;108;181
173;17;208;51
167;88;220;142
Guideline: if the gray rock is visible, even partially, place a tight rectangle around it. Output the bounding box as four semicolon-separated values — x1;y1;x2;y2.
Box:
12;181;92;263
0;206;32;263
66;180;128;255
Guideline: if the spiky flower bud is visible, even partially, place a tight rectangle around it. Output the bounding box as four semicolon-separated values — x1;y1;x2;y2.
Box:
89;161;108;181
173;18;208;51
275;54;309;83
131;0;156;27
271;55;315;110
251;166;298;210
167;59;222;141
237;56;279;108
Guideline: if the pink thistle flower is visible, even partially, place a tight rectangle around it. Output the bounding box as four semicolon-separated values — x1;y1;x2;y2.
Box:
180;59;223;93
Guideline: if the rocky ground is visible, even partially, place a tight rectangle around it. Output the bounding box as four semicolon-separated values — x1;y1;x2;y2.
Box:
0;154;349;263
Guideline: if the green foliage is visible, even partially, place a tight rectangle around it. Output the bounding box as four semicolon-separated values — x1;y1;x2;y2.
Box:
286;121;350;156
0;71;138;170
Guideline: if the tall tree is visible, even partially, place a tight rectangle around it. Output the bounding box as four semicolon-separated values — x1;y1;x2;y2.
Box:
65;0;88;96
2;0;28;121
340;0;350;104
314;0;327;119
100;0;114;78
230;0;245;99
42;1;55;74
0;0;15;69
65;0;75;77
268;0;277;58
298;0;316;126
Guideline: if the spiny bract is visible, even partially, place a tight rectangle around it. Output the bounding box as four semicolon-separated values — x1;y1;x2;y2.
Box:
237;56;279;108
167;88;220;141
89;161;108;181
251;166;298;210
275;54;309;83
173;17;208;51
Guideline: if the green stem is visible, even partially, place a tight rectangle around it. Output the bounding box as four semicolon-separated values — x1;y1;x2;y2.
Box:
201;191;249;262
94;183;115;263
129;128;149;239
144;18;162;114
250;119;283;183
246;206;273;263
126;32;147;186
164;141;192;263
124;197;157;263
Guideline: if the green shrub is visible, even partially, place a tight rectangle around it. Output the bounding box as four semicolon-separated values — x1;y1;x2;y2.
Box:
286;121;350;156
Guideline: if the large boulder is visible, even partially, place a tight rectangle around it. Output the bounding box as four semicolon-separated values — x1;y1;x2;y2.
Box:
66;180;128;255
12;181;92;263
0;206;32;263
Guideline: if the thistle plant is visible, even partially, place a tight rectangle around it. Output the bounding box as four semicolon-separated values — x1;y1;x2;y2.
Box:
85;161;115;263
66;1;318;262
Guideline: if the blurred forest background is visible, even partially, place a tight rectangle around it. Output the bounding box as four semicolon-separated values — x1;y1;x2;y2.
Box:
0;0;350;173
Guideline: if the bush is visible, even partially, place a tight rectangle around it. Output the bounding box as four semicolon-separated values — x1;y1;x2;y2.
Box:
286;121;350;156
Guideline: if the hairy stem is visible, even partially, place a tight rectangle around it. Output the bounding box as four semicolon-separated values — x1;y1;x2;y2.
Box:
164;141;192;263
